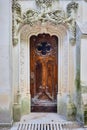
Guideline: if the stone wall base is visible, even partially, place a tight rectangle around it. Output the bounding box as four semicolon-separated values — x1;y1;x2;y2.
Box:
13;103;21;122
0;109;13;126
57;94;76;121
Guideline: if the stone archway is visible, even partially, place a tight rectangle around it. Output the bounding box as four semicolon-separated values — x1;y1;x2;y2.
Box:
13;21;71;117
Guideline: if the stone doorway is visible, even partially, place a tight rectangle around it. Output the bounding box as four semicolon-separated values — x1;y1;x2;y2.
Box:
30;34;58;112
13;22;71;118
11;0;79;123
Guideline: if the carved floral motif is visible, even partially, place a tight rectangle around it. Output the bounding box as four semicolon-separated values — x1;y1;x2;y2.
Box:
12;0;78;45
67;2;78;45
12;0;22;46
36;0;52;8
67;2;78;17
23;9;67;25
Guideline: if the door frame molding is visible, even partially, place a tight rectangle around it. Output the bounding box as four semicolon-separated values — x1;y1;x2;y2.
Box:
13;22;70;114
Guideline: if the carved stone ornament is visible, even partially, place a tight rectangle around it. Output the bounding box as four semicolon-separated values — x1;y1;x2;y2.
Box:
12;0;78;45
67;2;78;16
66;2;78;45
13;37;18;46
12;0;22;46
36;0;53;8
23;9;67;25
12;0;21;18
36;42;52;56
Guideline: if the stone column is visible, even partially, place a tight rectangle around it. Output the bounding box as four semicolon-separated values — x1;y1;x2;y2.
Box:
57;39;62;114
13;39;21;122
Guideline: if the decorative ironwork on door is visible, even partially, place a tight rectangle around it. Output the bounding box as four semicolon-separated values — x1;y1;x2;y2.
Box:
30;33;58;112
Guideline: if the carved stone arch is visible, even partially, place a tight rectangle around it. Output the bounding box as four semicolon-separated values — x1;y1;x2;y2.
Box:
17;22;68;38
13;21;70;114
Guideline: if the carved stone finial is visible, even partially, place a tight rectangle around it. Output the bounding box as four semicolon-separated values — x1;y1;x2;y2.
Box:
12;0;22;46
12;0;21;17
67;2;78;16
66;2;78;45
35;0;52;8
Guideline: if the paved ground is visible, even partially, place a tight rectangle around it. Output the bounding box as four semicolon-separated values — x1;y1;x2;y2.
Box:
10;113;85;130
21;113;67;123
0;127;11;130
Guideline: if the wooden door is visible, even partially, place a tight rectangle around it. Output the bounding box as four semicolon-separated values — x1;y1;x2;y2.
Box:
30;33;58;112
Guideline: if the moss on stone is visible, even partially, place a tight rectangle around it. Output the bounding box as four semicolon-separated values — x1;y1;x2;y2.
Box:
67;102;76;121
75;70;80;91
21;97;30;115
84;108;87;125
13;103;21;122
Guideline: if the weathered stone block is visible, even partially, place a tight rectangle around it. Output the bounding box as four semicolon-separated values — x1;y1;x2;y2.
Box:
84;106;87;126
21;96;31;115
67;101;76;121
13;103;21;122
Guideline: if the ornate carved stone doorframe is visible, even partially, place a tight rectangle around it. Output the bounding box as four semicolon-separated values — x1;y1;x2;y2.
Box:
13;21;71;116
12;0;78;121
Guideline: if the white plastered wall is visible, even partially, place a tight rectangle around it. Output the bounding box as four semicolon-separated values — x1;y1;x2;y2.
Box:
81;38;87;86
0;0;12;124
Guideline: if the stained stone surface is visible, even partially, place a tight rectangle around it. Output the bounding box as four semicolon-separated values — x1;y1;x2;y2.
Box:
0;127;11;130
0;0;12;124
11;113;85;130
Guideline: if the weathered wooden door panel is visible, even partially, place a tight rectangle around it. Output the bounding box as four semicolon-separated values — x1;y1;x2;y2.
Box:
30;34;58;112
36;61;42;94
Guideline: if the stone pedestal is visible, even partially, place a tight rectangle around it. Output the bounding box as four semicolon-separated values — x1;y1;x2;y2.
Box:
67;100;76;121
57;93;62;114
13;103;21;122
21;94;31;115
